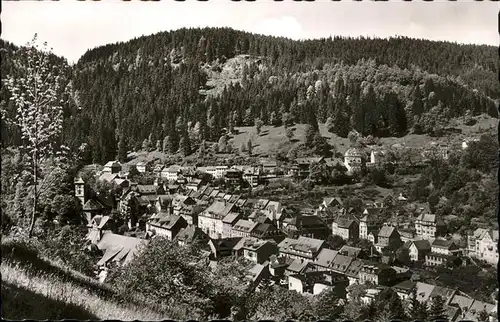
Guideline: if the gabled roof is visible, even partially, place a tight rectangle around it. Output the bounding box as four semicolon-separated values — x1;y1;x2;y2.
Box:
233;219;258;233
429;285;456;302
339;245;363;258
337;218;356;229
91;215;110;229
431;239;457;250
83;198;105;211
278;236;325;256
234;237;275;252
222;212;241;224
96;232;148;266
210;237;243;252
345;259;365;278
410;239;431;251
287;258;311;274
315;249;338;268
416;213;445;226
393;280;417;292
175;225;209;244
149;213;186;230
203;201;236;219
135;185;160;195
98;173;118;183
449;295;474;311
415;282;435;302
378;225;398;238
330;254;353;273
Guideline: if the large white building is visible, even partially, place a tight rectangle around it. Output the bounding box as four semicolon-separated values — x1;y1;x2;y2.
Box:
468;228;498;266
344;147;363;173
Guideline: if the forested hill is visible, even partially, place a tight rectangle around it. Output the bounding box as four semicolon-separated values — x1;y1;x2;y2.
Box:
1;28;499;163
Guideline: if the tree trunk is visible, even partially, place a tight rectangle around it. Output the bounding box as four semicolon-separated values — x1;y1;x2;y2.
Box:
28;152;37;238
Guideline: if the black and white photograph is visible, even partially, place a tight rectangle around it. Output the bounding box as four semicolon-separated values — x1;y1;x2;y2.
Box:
1;0;499;321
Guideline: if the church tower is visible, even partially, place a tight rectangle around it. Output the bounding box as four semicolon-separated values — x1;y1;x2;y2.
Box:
74;177;86;206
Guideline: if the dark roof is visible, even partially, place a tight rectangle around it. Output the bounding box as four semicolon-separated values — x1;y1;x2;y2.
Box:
431;239;457;249
394;280;417;292
411;239;431;251
83;198;105;211
330;254;353;273
175;225;209;244
149;213;186;230
345;259;364;278
315;249;338;268
339;245;363;258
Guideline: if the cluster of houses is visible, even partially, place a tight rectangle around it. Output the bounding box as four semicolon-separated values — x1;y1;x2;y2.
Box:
74;150;497;321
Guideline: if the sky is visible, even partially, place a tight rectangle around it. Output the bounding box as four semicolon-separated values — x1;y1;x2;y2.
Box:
2;0;498;64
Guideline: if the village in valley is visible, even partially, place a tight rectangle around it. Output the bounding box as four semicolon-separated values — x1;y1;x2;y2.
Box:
75;128;498;322
2;2;499;320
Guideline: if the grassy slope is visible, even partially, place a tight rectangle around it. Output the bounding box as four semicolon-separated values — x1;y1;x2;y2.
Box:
1;240;167;321
230;115;497;158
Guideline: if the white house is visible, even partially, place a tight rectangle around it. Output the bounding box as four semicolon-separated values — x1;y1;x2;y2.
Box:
344;147;363;173
468;228;499;266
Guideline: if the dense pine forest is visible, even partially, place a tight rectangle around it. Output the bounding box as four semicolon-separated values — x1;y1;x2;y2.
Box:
1;27;498;163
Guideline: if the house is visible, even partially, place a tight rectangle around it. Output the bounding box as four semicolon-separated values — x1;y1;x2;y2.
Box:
425;239;462;267
250;222;285;243
211;165;228;179
186;178;203;191
95;232;149;268
231;219;258;238
242;167;260;187
285;258;316;278
408;239;431;262
146;213;188;241
136;161;151;173
278;236;325;262
221;212;242;238
332;218;359;241
175;225;210;247
102;161;122;174
268;255;291;279
161;166;182;182
358;262;397;286
318;197;343;212
462;299;497;321
82;197;112;225
375;225;402;252
152;164;165;176
415;213;447;239
359;208;382;240
282;214;330;240
344;147;364;173
314;248;338;272
344;259;364;285
330;254;353;275
393;280;417;301
86;215;113;244
154;195;172;213
260;160;278;174
338;245;366;259
288;270;349;296
132;184;165;196
208;237;242;260
233;237;279;264
262;201;285;226
467;228;499;266
289;157;325;179
225;169;243;185
198;200;238;239
177;203;204;226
